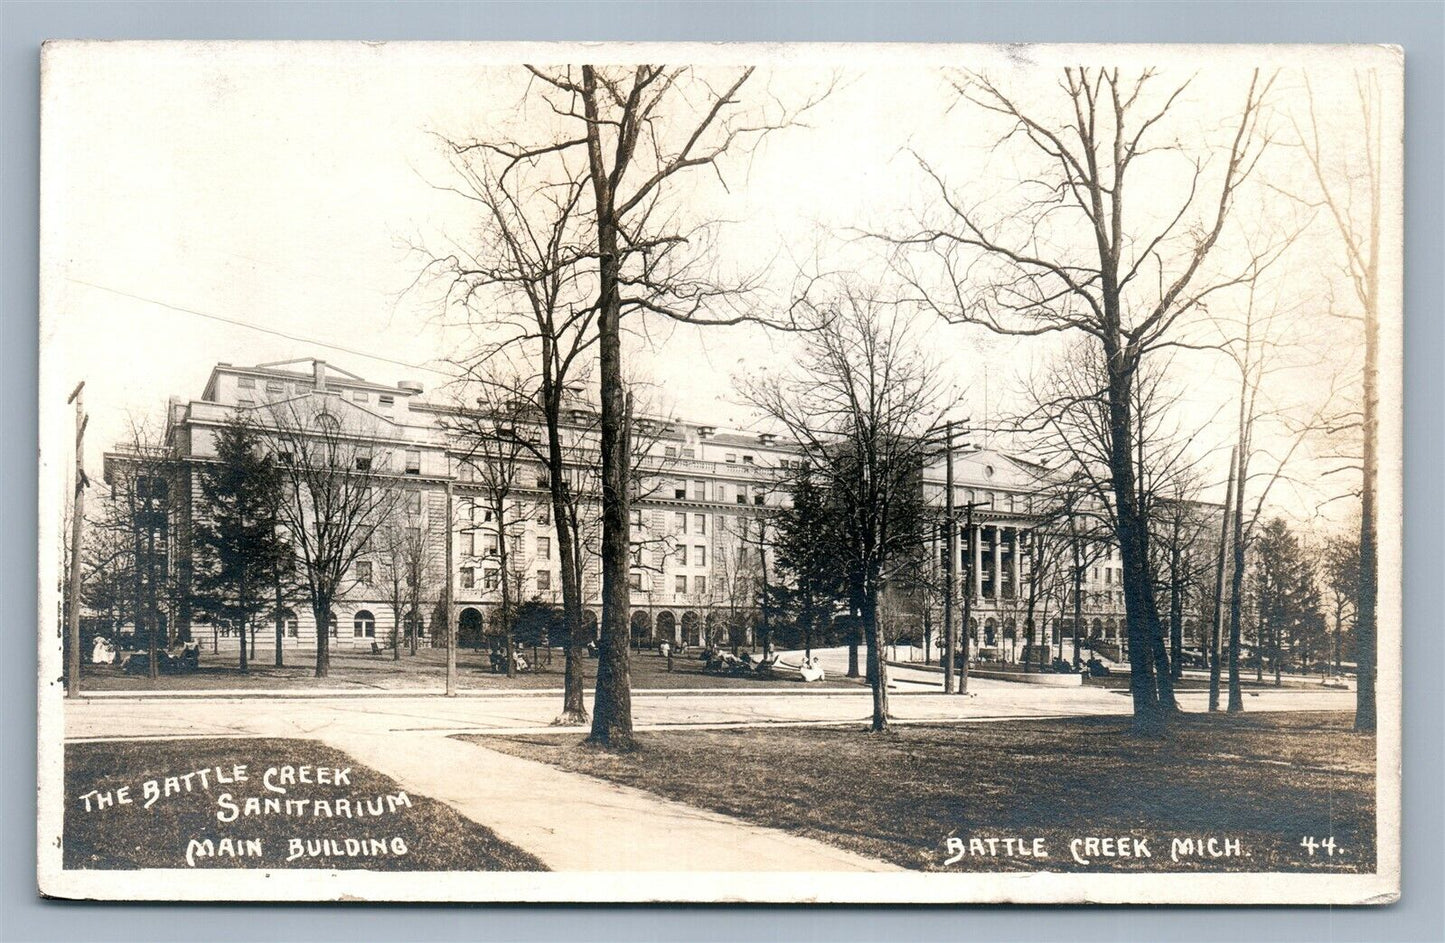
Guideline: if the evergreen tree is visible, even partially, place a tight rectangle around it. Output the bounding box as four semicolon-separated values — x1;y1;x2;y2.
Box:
1249;518;1327;682
769;463;847;659
193;414;290;672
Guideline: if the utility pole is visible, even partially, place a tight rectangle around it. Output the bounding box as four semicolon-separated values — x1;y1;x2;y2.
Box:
444;476;456;696
1208;447;1237;712
958;499;975;695
942;422;956;695
66;381;87;698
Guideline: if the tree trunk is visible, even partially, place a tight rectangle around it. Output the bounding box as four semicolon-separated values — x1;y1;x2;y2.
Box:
862;590;889;732
1168;538;1183;680
1148;613;1177;711
1209;450;1236;712
541;355;589;725
237;571;249;673
498;507;516;680
1104;355;1165;734
1355;277;1378;732
1255;610;1265;682
239;612;249;673
275;577;285;668
582;67;635;750
408;584;419;656
142;500;160;681
314;594;331;678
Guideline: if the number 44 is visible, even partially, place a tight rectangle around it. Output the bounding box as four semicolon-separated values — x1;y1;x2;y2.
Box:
1300;836;1338;857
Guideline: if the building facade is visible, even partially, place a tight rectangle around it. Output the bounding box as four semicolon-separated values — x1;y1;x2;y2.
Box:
104;358;1148;659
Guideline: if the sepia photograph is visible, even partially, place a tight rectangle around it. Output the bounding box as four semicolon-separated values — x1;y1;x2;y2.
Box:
35;40;1402;905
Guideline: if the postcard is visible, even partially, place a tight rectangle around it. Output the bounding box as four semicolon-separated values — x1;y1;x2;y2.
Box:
37;41;1402;904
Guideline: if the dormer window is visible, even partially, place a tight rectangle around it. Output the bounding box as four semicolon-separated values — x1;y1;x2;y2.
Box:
378;394;395;408
238;376;255;389
353;390;368;403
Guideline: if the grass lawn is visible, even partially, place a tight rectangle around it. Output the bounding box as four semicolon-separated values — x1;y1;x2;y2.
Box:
905;658;1337;692
79;646;864;693
477;711;1375;873
64;738;544;871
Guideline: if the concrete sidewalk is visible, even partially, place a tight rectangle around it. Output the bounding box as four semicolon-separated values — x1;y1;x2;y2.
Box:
324;729;897;872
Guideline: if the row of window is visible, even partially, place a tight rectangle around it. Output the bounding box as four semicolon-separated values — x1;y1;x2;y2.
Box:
463;532;549;559
454;566;714;599
269;445;423;476
459;567;552;592
468;500;549;526
237;376;397;409
662;479;768;505
352;560;422;586
215;610;422;640
933;487;1032;512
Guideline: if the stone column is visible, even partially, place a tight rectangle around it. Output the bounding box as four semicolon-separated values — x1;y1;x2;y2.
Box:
1010;528;1022;600
991;525;1002;600
972;523;983;606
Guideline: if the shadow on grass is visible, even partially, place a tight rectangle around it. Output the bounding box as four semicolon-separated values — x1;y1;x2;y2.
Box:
474;711;1374;874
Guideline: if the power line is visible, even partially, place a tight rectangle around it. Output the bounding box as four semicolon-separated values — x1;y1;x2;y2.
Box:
67;278;453;377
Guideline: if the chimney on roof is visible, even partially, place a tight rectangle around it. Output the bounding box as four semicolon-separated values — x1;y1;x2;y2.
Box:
758;432;776;445
697;425;715;439
313;360;328;391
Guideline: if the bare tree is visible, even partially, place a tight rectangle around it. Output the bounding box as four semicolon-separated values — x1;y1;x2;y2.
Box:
1017;341;1213;707
264;401;402;678
1291;72;1385;733
889;68;1276;733
1210;277;1344;711
79;495;135;645
452;64;827;747
712;513;765;654
101;414;178;680
378;489;437;661
451;383;533;680
742;287;956;732
1322;529;1360;675
422;123;600;721
1148;486;1217;680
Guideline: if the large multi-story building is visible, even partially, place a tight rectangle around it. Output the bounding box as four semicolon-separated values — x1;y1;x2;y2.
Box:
104;358;1142;659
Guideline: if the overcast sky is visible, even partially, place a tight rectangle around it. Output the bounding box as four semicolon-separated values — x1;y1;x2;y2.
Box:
38;42;1400;535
